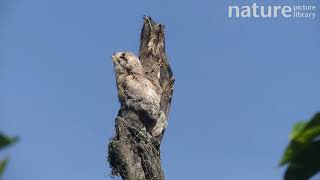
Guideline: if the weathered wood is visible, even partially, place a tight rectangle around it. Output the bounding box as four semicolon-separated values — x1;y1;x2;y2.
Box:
108;16;174;180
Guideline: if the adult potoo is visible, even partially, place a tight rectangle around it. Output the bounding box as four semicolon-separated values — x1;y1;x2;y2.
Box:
139;16;174;148
140;16;174;117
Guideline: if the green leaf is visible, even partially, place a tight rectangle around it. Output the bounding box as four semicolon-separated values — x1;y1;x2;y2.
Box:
0;158;9;178
284;141;320;180
0;133;18;150
279;121;308;166
280;113;320;165
289;121;307;140
280;113;320;180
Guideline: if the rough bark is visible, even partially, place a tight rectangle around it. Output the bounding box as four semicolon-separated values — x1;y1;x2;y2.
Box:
108;16;174;180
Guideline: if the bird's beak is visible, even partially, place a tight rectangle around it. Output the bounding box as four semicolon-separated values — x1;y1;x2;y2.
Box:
112;52;121;62
112;52;127;62
143;15;149;22
143;16;152;26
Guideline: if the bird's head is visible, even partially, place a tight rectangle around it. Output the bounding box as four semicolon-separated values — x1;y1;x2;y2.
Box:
143;16;156;31
140;16;166;57
112;52;143;75
140;16;157;47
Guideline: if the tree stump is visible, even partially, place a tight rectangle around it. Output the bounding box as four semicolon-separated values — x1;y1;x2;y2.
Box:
108;16;174;180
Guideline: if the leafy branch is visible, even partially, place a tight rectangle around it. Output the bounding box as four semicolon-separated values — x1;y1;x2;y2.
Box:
0;133;18;178
280;113;320;180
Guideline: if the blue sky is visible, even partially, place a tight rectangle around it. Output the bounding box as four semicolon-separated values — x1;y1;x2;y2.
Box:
1;0;319;179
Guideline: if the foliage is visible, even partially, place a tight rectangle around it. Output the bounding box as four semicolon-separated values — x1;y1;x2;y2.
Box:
280;113;320;180
0;158;8;178
0;133;18;178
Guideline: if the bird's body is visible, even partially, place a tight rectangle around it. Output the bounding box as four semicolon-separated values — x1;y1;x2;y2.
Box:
111;16;173;139
112;52;165;135
139;16;174;147
123;74;160;106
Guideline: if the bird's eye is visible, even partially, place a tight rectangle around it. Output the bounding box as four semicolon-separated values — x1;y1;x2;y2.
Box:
119;53;126;60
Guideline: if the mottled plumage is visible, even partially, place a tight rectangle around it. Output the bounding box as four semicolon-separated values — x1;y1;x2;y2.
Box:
139;16;174;148
108;17;174;180
140;16;174;117
112;52;166;136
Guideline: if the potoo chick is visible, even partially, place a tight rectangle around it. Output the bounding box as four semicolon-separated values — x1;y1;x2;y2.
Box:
112;52;166;136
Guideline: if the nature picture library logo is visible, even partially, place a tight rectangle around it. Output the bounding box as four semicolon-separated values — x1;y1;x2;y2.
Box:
228;3;317;19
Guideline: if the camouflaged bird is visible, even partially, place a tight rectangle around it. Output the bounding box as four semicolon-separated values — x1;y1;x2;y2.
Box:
139;16;175;149
140;16;174;118
108;17;174;180
112;52;167;136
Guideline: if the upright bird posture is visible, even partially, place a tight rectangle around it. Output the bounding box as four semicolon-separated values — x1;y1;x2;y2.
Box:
108;17;173;180
112;52;167;136
139;16;174;148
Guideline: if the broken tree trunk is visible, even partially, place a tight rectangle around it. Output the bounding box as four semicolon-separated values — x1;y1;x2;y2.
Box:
108;16;174;180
